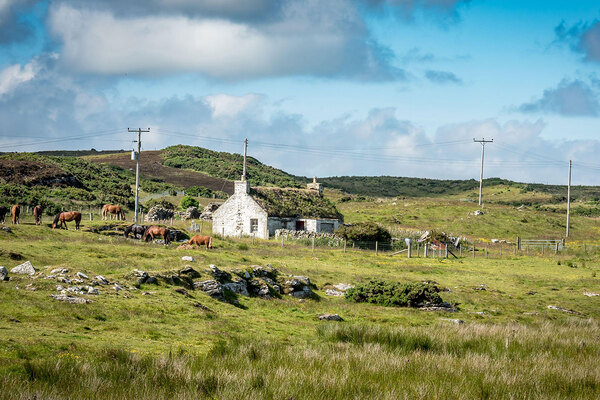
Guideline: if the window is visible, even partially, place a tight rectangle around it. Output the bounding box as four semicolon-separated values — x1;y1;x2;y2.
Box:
250;218;258;233
320;222;334;233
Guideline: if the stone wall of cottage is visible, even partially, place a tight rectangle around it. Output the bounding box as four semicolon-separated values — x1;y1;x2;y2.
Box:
212;181;269;239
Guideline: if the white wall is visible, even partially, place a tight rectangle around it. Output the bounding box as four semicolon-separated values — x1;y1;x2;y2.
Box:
212;182;269;239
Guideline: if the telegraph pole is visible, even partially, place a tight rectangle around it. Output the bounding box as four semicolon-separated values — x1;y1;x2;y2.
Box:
128;128;150;223
566;160;572;238
473;138;493;206
242;138;248;181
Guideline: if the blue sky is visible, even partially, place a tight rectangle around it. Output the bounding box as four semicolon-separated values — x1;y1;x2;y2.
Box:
1;0;600;185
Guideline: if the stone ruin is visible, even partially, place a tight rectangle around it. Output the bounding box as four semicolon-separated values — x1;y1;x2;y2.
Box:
145;206;175;222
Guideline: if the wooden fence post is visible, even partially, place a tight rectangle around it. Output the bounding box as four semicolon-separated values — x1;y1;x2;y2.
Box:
424;244;428;258
252;234;255;245
312;237;315;253
375;241;378;255
485;243;488;259
343;239;346;253
281;236;284;248
407;241;412;259
555;242;558;255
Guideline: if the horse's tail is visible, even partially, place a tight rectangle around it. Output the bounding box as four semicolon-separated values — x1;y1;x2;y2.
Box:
120;209;125;221
208;237;213;248
124;225;132;238
164;229;171;244
75;213;82;223
52;213;61;229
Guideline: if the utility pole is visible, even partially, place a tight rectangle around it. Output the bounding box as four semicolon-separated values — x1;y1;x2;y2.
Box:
473;138;493;206
242;138;248;181
566;160;572;238
128;128;150;224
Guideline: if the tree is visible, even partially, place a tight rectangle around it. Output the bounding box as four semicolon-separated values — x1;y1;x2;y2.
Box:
180;196;199;210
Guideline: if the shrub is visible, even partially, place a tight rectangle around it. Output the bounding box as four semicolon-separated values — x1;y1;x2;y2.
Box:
180;196;199;210
145;199;175;210
335;222;391;242
345;280;443;307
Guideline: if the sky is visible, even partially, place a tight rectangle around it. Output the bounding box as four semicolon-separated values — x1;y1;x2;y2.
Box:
1;0;600;185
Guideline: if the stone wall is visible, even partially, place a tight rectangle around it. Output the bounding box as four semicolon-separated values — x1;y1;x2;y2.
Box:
274;228;340;240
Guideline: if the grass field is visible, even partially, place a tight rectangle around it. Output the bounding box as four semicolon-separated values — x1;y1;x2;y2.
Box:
1;213;600;399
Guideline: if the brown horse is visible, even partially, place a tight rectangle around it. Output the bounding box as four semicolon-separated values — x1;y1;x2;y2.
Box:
11;205;20;224
0;206;7;224
102;204;126;221
52;211;82;230
188;235;213;249
33;205;43;225
142;226;170;244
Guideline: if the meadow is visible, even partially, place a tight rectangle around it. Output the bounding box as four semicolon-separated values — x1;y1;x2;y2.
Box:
1;211;600;399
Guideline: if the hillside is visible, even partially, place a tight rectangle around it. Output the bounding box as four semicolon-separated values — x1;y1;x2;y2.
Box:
85;150;234;195
320;175;600;201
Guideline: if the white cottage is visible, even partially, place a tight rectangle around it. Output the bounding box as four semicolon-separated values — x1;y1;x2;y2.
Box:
212;178;343;239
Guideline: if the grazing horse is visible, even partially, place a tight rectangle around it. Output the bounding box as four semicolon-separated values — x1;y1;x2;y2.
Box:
142;226;170;245
102;204;126;221
188;235;213;249
0;206;7;224
33;205;43;225
52;211;82;230
11;205;20;224
124;224;149;239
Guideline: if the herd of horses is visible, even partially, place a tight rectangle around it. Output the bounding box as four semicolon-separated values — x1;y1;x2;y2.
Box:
0;203;213;249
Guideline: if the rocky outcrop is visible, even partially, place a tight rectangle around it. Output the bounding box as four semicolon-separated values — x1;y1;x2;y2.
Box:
50;294;90;304
0;266;8;281
200;203;221;221
180;207;200;220
319;314;343;321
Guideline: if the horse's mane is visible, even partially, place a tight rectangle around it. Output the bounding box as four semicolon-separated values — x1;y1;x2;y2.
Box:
52;213;61;225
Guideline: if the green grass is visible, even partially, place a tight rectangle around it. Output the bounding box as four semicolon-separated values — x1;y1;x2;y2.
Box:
1;219;600;398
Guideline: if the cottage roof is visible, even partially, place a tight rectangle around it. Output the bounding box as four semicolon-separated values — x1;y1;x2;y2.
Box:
249;187;343;219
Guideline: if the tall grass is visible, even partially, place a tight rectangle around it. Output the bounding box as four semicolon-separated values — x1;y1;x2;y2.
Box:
2;321;599;399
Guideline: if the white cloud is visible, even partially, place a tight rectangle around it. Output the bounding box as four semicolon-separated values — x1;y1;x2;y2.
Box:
0;61;37;96
205;93;263;118
48;2;401;80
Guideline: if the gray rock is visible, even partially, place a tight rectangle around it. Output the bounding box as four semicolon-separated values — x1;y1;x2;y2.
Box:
11;261;36;275
180;266;200;278
194;279;223;298
57;276;72;284
290;287;312;299
2;226;12;233
56;285;64;291
441;318;464;324
325;289;345;297
319;314;343;321
51;268;68;274
133;269;149;284
96;275;109;285
114;283;124;292
50;294;90;304
87;286;99;295
333;283;353;291
223;280;249;297
145;276;157;285
174;287;191;297
209;265;231;282
547;305;579;314
44;275;56;280
0;266;8;281
181;256;195;262
76;272;89;280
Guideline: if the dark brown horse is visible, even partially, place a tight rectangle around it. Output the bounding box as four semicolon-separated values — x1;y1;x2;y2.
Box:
188;235;213;249
11;205;20;224
124;224;149;239
33;205;43;225
142;226;170;244
102;204;126;221
0;206;7;224
52;211;82;230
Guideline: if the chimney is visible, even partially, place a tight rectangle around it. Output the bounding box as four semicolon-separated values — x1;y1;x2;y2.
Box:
306;176;322;195
235;180;249;194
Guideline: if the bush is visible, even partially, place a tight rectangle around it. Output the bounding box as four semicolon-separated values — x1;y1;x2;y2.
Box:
345;280;443;307
145;199;175;210
180;196;199;210
335;222;391;242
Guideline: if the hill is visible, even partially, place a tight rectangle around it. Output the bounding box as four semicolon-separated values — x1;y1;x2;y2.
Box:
320;175;600;201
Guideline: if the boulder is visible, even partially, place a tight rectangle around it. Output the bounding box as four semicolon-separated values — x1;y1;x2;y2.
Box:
2;226;12;233
11;261;35;275
194;279;223;298
319;314;343;321
133;269;149;284
333;283;353;292
181;256;195;262
325;289;344;297
50;294;90;304
87;286;99;295
51;268;68;274
209;265;231;283
180;266;201;278
96;275;109;285
223;279;249;297
0;266;8;281
283;276;312;298
180;207;200;220
76;272;88;280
